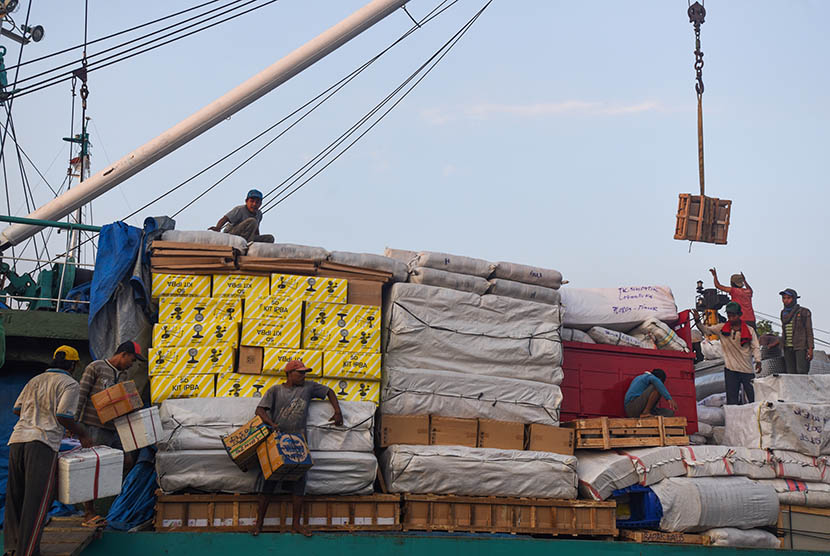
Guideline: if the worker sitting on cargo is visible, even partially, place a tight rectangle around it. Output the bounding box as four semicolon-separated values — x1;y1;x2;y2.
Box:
75;340;146;528
693;305;761;405
623;369;678;418
208;189;275;243
253;359;343;536
4;346;93;556
710;268;756;332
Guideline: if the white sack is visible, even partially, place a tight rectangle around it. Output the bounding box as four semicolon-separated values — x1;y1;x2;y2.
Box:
247;242;329;262
161;229;248;252
762;479;830;508
811;350;830;375
700;393;726;408
587;326;652;349
485;279;561;306
628;318;689;352
704;528;781;548
697;422;713;437
304;451;377;495
770;450;828;482
384;283;563;384
696;405;725;426
381;367;561;425
328;251;408;282
560;286;678;331
491;261;563;289
651;476;779;532
575;447;685;501
307;401;375;452
754;374;830;404
695;373;725;401
412;251;492;278
701;340;723;361
680;446;735;477
690;434;708;445
157;450;259;493
711;426;727;447
724;402;830;456
561;328;595;343
381;444;577;499
409;267;490;295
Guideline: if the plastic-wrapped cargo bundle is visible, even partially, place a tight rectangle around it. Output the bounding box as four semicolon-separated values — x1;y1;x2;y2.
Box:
560;286;679;332
411;251;493;278
761;479;830;508
328;251;408;282
306;402;375;452
575;447;686;501
561;328;595;343
695;372;726;401
754;375;830;404
491;261;563;289
651;476;779;532
700;393;726;407
485;279;561;306
696;405;724;426
628;318;689;352
587;326;653;349
770;450;828;482
383;283;563;385
380;367;561;425
161;230;248;252
730;448;776;479
381;444;577;499
679;446;735;477
247;242;329;262
697;422;713;437
408;267;490;295
304;452;377;495
704;528;782;548
724;402;830;456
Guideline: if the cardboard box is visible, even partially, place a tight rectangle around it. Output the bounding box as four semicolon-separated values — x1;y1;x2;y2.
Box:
525;424;575;455
429;416;478;447
378;414;429;447
150;373;216;403
257;431;313;481
303;302;380;353
270;273;348;304
149;346;234;376
262;348;322;377
91;380;143;424
114;406;163;452
159;296;241;323
212;274;270;299
243;295;303;322
346;279;383;307
240;318;302;349
152;273;211;299
323;351;381;380
320;377;380;404
152;320;239;349
216;372;282;398
222;416;269;470
477;419;525;450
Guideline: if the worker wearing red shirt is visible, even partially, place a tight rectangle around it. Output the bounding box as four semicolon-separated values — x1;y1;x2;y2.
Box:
710;268;756;331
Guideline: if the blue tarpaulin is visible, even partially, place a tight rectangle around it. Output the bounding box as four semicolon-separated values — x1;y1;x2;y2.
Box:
105;448;157;531
88;222;142;323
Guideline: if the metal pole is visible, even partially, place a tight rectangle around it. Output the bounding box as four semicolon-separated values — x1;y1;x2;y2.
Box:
0;214;102;231
0;0;410;250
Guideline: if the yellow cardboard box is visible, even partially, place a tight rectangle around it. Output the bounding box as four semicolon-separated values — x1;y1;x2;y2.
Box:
303;302;380;353
270;273;348;304
321;377;380;404
262;348;323;377
323;351;381;380
150;373;216;403
159;296;241;323
212;274;270;299
152;321;239;349
152;274;211;299
243;295;303;322
149;346;234;376
240;318;301;349
216;372;282;398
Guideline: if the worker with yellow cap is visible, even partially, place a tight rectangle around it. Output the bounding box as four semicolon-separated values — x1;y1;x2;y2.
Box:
4;346;93;556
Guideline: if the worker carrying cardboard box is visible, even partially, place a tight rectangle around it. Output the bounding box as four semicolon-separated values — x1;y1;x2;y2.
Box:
252;359;343;536
208;188;275;243
623;369;678;418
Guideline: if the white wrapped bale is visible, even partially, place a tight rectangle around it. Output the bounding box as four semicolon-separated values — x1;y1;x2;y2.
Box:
695;373;725;401
711;426;727;446
761;479;830;508
304;451;377;495
408;267;490;295
731;448;776;479
157;450;259;493
724;402;830;456
700;393;726;407
560;286;679;332
381;367;561;425
754;375;830;404
381;444;577;499
384;283;563;384
587;326;652;349
561;328;595;343
485;279;561;306
411;251;493;278
697;422;713;437
161;229;248;252
770;450;828;482
696;405;724;426
247;242;329;262
651;476;779;532
680;446;735;477
491;261;563;289
306;401;375;452
328;251;408;283
628;318;689;352
575;447;686;501
704;528;781;548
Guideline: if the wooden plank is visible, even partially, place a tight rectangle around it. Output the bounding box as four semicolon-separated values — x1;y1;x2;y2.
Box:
620;528;710;546
151;241;235;252
318;261;392;280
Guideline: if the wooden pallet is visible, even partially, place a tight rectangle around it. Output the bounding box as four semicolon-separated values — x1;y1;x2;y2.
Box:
620;529;711;546
561;416;688;450
40;516;100;556
155;492;401;532
674;193;731;245
401;495;617;537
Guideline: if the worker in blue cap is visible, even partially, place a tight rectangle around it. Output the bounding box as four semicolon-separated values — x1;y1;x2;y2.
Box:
209;189;274;243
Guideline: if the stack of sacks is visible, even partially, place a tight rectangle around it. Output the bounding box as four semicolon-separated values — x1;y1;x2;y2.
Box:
486;259;564;306
694;359;726;403
402;250;493;295
155;397;378;495
692;393;726;445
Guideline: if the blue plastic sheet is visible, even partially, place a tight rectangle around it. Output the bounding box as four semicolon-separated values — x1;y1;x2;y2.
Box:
105;447;157;531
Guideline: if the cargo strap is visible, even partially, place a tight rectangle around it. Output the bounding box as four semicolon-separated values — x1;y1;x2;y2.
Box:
91;447;100;500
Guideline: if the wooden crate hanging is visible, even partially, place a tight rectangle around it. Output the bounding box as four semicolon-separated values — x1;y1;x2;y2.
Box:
674;194;731;245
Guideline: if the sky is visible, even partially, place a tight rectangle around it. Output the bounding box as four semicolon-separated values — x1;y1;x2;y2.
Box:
1;1;828;346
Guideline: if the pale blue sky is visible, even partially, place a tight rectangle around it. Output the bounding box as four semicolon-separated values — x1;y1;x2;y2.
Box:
3;1;828;344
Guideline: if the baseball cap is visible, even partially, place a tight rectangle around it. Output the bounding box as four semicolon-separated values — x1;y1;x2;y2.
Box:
779;288;799;299
53;345;80;361
725;301;742;314
285;359;311;373
116;340;147;361
246;189;263;200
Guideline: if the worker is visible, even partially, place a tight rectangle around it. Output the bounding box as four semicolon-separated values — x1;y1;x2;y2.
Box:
623;369;678;418
693;304;761;405
710;268;756;331
208;189;275;243
252;359;343;537
75;340;145;528
779;288;814;374
5;346;93;556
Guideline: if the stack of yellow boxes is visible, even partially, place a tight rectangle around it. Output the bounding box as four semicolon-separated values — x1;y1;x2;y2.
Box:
149;273;240;403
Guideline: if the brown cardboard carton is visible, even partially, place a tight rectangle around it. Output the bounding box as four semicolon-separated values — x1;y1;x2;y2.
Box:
378;414;429;447
429;416;478;447
237;346;264;375
477;419;525;450
347;279;383;307
257;432;313;481
222;415;269;470
525;424;575;455
91;380;143;424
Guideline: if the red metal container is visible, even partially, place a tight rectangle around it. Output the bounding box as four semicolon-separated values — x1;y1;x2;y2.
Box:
560;310;698;434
